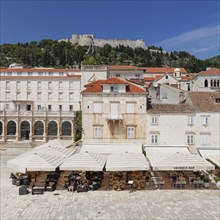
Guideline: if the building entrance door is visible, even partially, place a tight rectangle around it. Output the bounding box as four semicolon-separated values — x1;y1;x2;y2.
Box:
20;121;30;140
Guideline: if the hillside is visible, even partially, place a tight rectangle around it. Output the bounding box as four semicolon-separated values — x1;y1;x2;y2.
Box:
0;39;219;72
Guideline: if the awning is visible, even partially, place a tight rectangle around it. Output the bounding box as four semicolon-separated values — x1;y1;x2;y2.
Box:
21;145;76;157
7;153;65;173
106;153;150;171
60;153;108;171
81;143;142;154
145;146;215;171
198;148;220;167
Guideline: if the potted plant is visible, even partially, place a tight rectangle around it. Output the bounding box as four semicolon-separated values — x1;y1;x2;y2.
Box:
203;177;210;188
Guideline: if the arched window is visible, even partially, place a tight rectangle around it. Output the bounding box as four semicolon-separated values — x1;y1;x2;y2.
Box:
20;121;30;139
217;80;220;88
62;121;71;136
214;80;217;87
48;121;57;136
34;121;44;135
0;121;3;135
7;121;16;135
204;79;208;87
210;80;213;87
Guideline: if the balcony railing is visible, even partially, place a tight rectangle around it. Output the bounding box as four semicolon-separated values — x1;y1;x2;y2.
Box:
106;114;123;121
0;110;76;117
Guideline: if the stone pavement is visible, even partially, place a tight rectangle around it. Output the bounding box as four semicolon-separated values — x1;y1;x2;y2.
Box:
1;146;220;220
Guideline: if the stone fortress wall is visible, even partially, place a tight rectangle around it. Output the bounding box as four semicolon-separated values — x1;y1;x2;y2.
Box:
59;34;147;49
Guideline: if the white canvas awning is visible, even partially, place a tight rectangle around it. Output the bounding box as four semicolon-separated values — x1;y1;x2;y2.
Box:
7;153;65;173
60;153;108;171
145;146;215;171
21;145;76;157
106;153;150;171
81;143;142;154
198;148;220;167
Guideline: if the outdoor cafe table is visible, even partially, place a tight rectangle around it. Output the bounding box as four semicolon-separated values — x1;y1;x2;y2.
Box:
193;180;204;188
175;180;186;188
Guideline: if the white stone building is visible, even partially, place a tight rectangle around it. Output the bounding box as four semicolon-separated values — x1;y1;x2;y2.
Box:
81;78;147;144
192;68;220;92
0;68;81;142
146;91;220;150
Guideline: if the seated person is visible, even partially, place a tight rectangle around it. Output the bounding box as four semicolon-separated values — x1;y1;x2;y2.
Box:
171;174;177;184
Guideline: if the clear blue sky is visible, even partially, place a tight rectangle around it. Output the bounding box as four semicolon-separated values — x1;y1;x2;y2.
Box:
1;0;219;59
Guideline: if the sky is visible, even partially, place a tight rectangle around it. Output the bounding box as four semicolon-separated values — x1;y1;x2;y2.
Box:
0;0;219;60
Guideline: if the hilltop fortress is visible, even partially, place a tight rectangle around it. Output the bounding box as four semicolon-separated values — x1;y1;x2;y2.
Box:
59;34;148;49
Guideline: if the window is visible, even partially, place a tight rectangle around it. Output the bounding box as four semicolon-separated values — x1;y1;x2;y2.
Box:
49;72;53;76
59;105;62;111
6;81;10;89
5;104;9;109
48;92;52;100
110;85;119;93
69;105;73;111
69;92;74;101
16;92;21;100
27;81;31;89
27;92;31;100
48;105;52;111
187;116;193;125
26;105;31;111
94;126;102;139
161;92;167;99
58;93;63;101
59;81;63;89
59;72;64;76
217;80;220;87
127;127;135;139
69;81;74;89
135;74;140;78
7;72;12;76
48;82;52;90
115;74;121;77
94;102;102;113
16;104;21;111
16;81;20;90
37;92;41;101
211;80;213;87
37;81;41;90
214;80;216;87
37;105;42;111
28;72;32;76
201;116;209;125
151;116;159;125
200;134;210;145
17;72;22;76
6;92;10;100
151;134;158;144
186;135;194;144
204;79;208;87
126;103;135;113
165;75;168;79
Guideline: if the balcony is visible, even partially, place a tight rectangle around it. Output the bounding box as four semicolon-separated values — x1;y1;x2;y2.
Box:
106;114;123;122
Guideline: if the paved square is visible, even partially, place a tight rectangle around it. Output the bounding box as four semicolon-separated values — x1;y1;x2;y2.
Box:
1;145;220;220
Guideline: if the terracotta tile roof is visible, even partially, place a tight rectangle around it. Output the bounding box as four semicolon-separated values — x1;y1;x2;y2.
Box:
148;103;195;114
0;68;81;72
107;65;144;70
181;75;191;80
145;67;187;73
199;68;220;75
0;75;81;79
82;77;146;93
84;80;106;88
144;77;156;81
188;92;220;112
